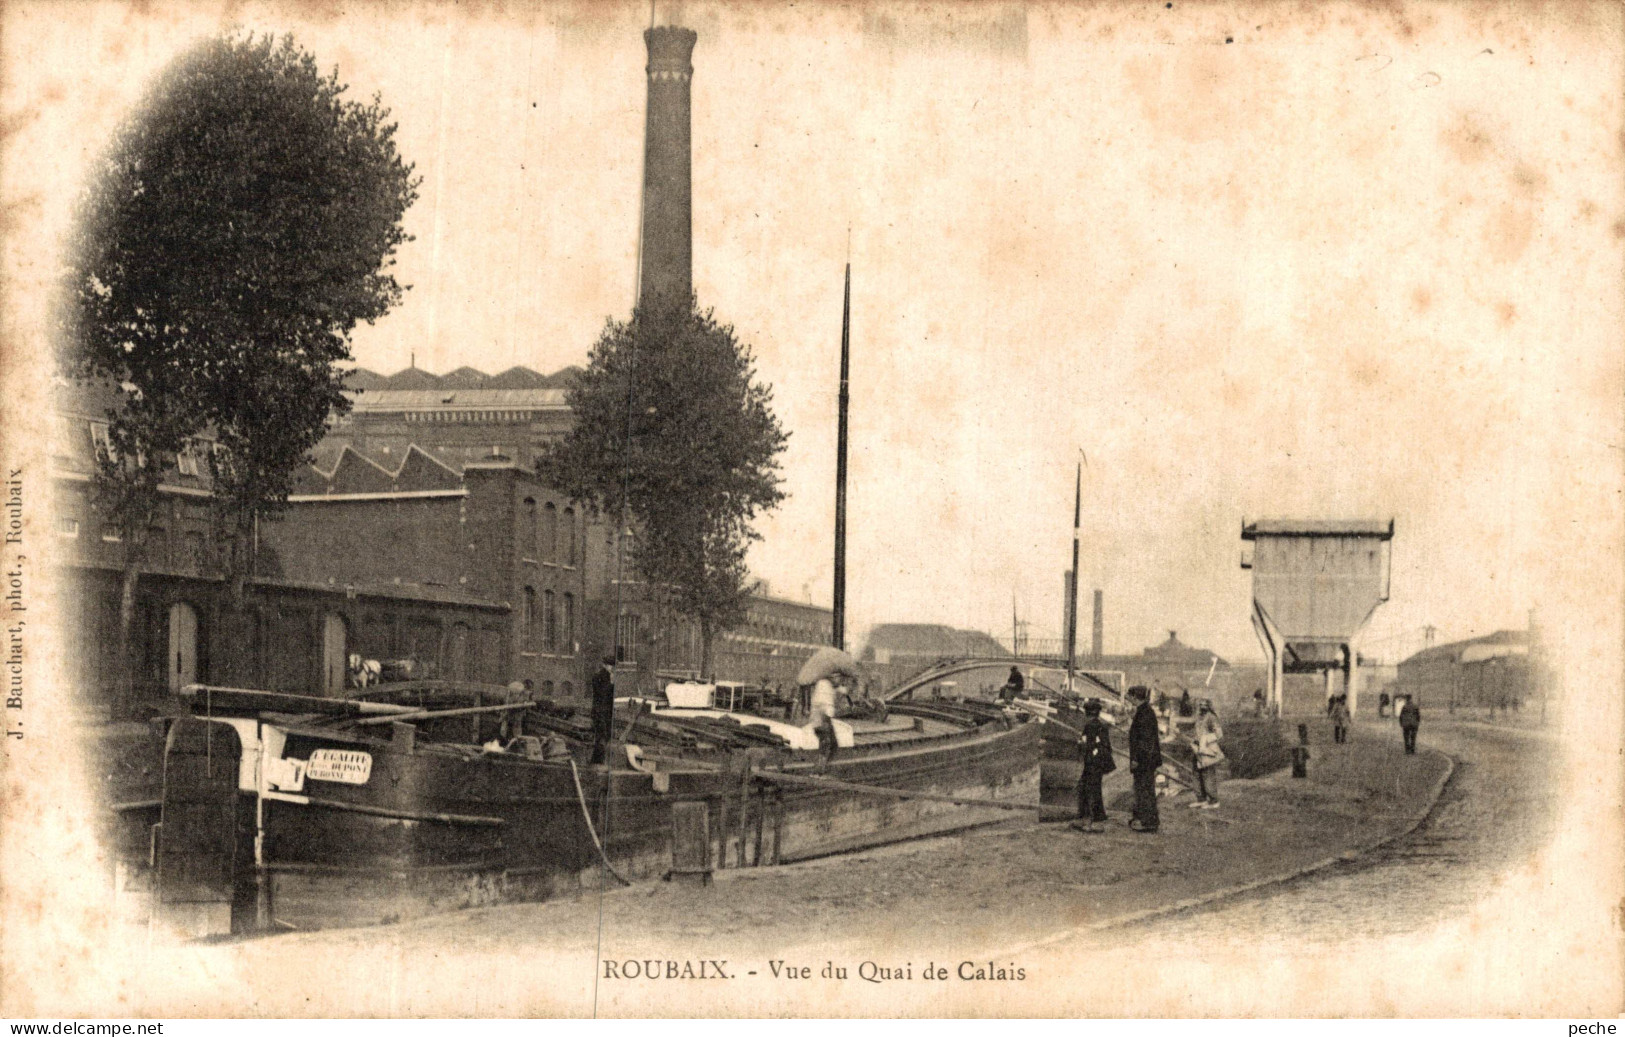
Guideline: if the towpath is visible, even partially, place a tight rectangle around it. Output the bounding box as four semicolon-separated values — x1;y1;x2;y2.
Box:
1102;718;1559;944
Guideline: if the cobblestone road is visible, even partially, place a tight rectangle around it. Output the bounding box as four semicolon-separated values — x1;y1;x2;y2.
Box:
1116;718;1559;944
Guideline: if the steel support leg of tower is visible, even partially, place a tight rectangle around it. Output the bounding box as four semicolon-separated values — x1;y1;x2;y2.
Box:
1344;643;1360;715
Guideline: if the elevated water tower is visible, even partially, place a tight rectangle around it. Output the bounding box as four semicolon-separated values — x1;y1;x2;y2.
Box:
1241;519;1394;716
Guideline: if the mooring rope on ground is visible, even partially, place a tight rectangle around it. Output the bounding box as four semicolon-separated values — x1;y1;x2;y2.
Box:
569;759;632;886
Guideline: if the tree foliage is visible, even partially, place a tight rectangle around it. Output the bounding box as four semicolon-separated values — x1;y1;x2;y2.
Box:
543;303;789;674
63;32;419;576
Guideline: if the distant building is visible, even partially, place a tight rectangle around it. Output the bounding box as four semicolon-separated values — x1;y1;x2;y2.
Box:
321;364;580;474
1393;629;1533;712
629;590;835;691
265;448;605;698
858;623;1010;689
278;410;837;698
1135;629;1227;671
716;594;834;688
51;378;221;583
56;343;818;710
49;379;511;719
1082;631;1234;700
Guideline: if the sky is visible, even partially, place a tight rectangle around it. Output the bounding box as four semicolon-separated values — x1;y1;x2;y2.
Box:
3;0;1621;665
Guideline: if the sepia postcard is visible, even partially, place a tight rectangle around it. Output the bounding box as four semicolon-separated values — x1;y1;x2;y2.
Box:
1;0;1621;1019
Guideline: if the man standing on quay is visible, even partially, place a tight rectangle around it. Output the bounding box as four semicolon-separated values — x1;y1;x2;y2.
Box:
1127;685;1162;833
590;656;617;766
1073;698;1115;832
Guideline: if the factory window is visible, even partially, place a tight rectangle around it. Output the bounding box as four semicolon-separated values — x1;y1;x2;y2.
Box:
89;422;116;465
522;587;536;649
56;516;79;538
563;508;577;566
543;503;557;562
543;590;557;651
615;614;641;664
523;497;537;559
561;593;575;652
176;440;202;477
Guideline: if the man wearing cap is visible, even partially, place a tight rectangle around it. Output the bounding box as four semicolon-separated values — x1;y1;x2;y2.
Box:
1126;685;1162;832
589;656;616;766
1073;698;1115;832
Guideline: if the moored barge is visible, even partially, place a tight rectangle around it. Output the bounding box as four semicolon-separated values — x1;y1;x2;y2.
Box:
124;681;1041;936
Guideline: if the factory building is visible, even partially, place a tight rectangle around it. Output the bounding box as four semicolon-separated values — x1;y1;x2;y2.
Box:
1393;628;1538;713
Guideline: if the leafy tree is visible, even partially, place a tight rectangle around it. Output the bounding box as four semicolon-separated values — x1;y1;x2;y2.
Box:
544;303;788;678
62;33;418;704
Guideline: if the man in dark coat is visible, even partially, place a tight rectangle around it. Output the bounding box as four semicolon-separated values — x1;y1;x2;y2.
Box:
1126;685;1162;832
589;656;616;766
1000;666;1025;704
1073;698;1115;832
1398;697;1421;755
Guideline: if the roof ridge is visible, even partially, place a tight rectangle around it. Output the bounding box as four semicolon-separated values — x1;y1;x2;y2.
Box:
397;443;463;478
332;444;396;477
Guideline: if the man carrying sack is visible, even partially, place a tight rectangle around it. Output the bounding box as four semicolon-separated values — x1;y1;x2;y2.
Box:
797;646;862;770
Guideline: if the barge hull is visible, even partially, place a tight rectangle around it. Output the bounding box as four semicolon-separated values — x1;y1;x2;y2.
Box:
151;716;1042;934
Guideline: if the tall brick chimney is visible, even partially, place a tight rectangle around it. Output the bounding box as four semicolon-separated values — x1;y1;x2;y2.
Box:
639;24;698;312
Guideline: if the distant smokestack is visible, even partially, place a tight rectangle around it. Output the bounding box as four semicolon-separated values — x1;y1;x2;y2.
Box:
1091;588;1103;660
639;24;697;312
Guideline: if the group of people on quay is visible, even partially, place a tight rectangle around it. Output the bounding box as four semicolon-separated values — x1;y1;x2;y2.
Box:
582;653;1430;821
1044;667;1432;834
1070;685;1226;835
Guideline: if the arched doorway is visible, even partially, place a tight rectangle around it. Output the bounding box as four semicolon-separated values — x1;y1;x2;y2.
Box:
321;612;348;695
167;602;199;693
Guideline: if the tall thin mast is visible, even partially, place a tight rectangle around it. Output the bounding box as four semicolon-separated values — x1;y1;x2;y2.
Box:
1012;590;1019;656
1065;460;1081;690
833;263;851;650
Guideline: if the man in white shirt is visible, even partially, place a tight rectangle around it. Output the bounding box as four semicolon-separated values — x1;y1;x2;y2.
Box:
805;675;842;765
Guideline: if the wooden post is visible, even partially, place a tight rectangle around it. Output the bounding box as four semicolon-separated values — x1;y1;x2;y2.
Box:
752;781;765;866
714;794;727;871
770;788;784;865
669;801;711;887
736;766;750;868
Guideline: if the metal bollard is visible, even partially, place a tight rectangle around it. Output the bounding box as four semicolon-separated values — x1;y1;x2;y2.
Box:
1291;722;1310;778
